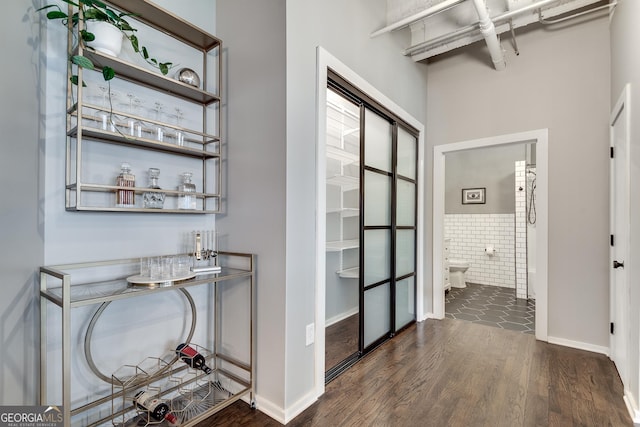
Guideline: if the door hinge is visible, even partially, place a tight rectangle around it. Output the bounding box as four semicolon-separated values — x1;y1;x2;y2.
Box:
611;322;615;334
611;234;615;246
611;146;615;158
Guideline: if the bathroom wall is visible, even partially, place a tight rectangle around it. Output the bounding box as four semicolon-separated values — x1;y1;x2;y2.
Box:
444;214;515;288
445;143;525;214
526;166;537;299
445;144;525;289
515;161;527;299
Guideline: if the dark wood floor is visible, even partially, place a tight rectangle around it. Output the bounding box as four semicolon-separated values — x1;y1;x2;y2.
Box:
325;313;359;370
197;318;632;426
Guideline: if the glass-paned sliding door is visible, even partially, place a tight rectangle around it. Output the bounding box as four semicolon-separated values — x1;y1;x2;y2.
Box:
395;127;418;331
363;109;393;348
325;72;419;378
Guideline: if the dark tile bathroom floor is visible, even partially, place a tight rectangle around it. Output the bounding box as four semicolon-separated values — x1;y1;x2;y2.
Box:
445;282;535;334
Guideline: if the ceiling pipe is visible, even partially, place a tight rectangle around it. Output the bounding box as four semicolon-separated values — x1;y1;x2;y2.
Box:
370;0;466;38
402;0;565;57
471;0;506;70
538;0;615;25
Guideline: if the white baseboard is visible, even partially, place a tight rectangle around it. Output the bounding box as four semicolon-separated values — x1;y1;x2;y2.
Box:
283;389;318;424
547;336;609;356
254;395;286;425
423;312;443;320
417;312;430;322
326;307;358;327
254;389;319;425
623;390;640;425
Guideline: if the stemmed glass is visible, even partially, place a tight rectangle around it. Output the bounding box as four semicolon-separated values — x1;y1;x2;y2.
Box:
98;85;118;132
176;108;186;146
124;92;143;137
167;107;185;146
151;101;166;142
84;83;106;129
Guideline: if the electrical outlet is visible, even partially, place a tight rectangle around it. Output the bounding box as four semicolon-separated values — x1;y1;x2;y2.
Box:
305;323;315;346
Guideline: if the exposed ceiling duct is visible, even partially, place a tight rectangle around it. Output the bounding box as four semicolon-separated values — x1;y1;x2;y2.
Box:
372;0;614;69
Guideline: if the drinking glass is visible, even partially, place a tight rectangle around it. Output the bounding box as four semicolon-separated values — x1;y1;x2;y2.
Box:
139;257;151;277
149;256;162;280
162;256;174;279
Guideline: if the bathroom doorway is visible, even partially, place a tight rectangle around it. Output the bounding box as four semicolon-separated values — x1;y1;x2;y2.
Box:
433;130;548;341
443;144;535;333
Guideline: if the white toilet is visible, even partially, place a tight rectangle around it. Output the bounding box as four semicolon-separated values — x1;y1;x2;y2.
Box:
448;259;470;288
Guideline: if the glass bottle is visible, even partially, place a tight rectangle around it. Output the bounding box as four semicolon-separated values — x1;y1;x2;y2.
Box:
142;168;165;209
133;391;178;425
175;343;212;374
115;162;135;207
178;172;196;210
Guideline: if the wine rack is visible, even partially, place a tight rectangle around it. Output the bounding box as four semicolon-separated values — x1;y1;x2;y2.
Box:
39;252;255;426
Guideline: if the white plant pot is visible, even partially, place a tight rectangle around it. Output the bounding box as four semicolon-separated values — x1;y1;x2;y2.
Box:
85;21;123;57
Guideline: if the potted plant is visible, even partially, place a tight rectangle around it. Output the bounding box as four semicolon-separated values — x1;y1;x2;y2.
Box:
38;0;173;85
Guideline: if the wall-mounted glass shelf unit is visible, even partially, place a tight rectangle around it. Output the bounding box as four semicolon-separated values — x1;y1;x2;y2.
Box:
64;1;222;213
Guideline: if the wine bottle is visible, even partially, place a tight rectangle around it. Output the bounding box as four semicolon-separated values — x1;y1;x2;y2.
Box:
133;390;178;425
175;343;212;374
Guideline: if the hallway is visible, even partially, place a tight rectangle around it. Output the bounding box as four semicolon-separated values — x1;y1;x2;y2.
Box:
198;319;631;426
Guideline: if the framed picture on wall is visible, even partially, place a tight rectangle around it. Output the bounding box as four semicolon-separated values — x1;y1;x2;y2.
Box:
462;187;486;204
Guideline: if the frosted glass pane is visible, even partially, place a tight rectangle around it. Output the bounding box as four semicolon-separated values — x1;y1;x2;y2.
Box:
365;171;391;226
396;229;415;277
397;127;416;179
396;277;415;330
364;230;390;285
364;109;392;172
364;283;390;347
397;180;415;226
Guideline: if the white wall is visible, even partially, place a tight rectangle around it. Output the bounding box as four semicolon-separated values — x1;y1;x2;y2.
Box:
0;0;44;405
286;0;428;418
216;0;288;414
610;0;640;419
427;18;610;346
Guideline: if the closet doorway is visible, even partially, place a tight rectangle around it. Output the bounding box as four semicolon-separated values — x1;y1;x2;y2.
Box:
324;72;419;382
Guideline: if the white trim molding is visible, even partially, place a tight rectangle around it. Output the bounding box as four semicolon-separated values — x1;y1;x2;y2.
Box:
623;391;640;425
547;336;609;356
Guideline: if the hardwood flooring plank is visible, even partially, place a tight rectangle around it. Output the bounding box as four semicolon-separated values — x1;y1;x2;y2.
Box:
524;340;550;426
325;313;359;370
195;319;633;427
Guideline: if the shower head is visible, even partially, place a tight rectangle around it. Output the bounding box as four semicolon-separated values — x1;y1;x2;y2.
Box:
526;170;536;176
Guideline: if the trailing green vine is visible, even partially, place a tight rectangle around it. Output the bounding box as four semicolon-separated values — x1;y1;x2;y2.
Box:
38;0;173;86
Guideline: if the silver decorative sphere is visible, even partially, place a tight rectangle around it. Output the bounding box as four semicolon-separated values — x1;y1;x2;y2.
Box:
177;68;201;88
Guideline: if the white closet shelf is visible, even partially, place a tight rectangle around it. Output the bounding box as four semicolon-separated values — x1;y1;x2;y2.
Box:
326;145;359;164
337;267;359;279
326;239;359;252
327;175;358;190
326;207;359;217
